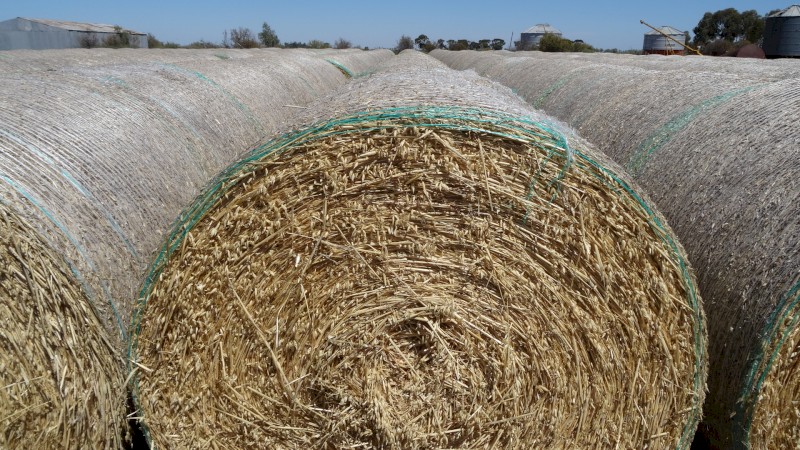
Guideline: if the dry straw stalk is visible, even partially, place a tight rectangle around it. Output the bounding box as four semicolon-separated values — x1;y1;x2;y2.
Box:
430;49;800;449
0;48;392;447
131;54;706;449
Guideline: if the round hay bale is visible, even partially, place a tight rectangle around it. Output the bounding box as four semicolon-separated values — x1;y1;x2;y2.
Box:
131;56;706;449
0;49;391;446
430;49;800;449
0;202;126;448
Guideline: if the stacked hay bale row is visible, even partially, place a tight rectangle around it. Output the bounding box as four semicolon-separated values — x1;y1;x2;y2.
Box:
431;49;800;449
130;51;706;449
0;48;392;448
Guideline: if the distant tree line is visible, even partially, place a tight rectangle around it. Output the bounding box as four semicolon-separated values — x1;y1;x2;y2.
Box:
147;21;364;50
410;34;506;53
79;25;148;49
516;34;596;53
692;7;779;56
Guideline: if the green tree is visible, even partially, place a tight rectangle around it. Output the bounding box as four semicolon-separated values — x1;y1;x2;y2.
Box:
307;40;331;49
538;34;573;52
394;35;414;53
334;38;352;49
490;38;505;50
258;22;280;47
230;27;259;48
693;8;765;47
415;34;431;50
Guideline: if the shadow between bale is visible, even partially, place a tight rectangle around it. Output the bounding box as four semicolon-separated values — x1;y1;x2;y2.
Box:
130;106;706;449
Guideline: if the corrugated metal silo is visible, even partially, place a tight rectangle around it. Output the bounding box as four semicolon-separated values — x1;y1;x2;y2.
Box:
520;24;562;49
643;25;686;55
763;5;800;58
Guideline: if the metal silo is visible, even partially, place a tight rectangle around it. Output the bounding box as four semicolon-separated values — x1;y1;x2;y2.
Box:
520;24;562;49
763;5;800;58
642;25;686;55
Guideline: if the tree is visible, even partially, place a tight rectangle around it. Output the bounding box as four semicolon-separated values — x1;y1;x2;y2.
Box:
490;38;505;50
415;34;431;50
258;22;280;47
693;8;766;47
79;33;99;48
104;25;134;48
307;40;331;49
334;38;352;49
229;27;259;48
394;35;414;53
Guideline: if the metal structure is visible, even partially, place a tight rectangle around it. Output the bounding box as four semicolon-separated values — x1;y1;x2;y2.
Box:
640;20;698;55
520;23;562;49
763;5;800;58
0;17;148;50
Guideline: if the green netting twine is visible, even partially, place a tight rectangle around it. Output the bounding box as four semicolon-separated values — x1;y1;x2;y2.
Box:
735;281;800;448
0;173;125;339
127;106;704;449
626;85;765;176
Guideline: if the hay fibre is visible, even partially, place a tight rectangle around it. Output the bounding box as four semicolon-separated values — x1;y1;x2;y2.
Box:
131;52;706;449
0;48;391;447
0;202;125;449
431;49;800;449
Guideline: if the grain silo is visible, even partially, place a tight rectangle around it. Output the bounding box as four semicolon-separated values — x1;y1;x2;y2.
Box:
520;24;562;49
0;17;147;50
642;25;686;55
763;5;800;58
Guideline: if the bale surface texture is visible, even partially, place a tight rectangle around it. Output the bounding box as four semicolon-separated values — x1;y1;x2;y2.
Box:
0;48;391;447
431;49;800;449
132;53;706;449
0;203;126;448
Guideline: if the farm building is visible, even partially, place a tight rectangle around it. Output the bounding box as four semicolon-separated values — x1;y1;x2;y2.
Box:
642;25;687;55
763;5;800;58
520;24;562;48
0;17;147;50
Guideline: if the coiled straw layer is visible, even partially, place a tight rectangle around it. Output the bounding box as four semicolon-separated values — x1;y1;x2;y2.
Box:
131;58;705;449
431;48;800;449
0;202;125;448
0;49;391;448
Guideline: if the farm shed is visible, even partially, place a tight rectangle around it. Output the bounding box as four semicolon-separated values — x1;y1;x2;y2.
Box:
0;17;147;50
0;48;392;448
431;48;800;450
520;23;562;48
130;51;706;449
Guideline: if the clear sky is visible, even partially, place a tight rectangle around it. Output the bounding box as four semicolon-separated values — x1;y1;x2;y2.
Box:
1;1;790;50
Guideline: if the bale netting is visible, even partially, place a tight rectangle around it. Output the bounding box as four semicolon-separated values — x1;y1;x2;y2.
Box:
431;49;800;449
0;49;391;447
0;202;126;448
130;58;706;449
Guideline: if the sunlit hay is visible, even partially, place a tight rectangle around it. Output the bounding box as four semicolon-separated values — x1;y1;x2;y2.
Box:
430;49;800;449
0;203;126;449
132;106;705;449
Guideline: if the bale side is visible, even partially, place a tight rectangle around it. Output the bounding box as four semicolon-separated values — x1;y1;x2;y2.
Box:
0;203;126;449
430;49;800;449
131;54;706;449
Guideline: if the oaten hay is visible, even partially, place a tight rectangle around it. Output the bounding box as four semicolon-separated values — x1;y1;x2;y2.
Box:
131;55;706;449
431;49;800;449
0;49;391;447
0;202;125;449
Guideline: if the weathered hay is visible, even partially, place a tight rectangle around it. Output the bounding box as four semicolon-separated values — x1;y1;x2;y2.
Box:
0;202;125;448
0;48;392;448
431;49;800;449
130;51;706;449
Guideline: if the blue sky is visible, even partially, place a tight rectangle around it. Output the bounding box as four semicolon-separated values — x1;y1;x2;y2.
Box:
1;1;789;50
